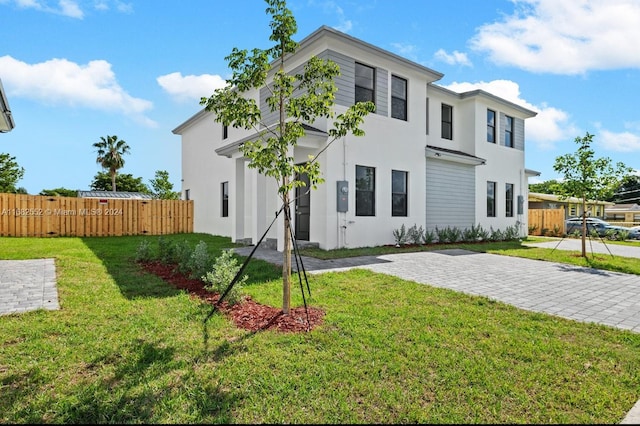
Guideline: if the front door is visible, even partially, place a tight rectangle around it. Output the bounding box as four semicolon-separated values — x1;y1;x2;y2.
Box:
295;172;310;241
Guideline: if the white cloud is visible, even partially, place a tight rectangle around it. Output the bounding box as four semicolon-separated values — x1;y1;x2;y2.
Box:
11;0;84;18
5;0;131;17
157;72;227;104
0;55;155;126
597;128;640;153
309;1;352;33
471;0;640;74
443;79;579;149
434;49;472;67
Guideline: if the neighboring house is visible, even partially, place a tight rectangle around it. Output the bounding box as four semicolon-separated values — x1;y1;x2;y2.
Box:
528;192;613;219
77;190;154;200
0;79;15;133
173;26;538;251
605;203;640;224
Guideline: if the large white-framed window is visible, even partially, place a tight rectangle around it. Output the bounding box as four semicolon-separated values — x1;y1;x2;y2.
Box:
487;181;496;217
355;62;375;105
505;183;514;217
391;170;408;217
391;75;407;121
356;165;375;216
441;103;453;140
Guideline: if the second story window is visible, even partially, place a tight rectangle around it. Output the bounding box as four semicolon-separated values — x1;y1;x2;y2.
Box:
355;62;375;105
505;115;513;148
223;125;228;140
391;75;407;121
441;104;453;140
487;109;496;143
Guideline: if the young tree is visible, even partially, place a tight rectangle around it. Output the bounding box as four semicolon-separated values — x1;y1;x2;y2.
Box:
93;135;131;192
200;0;374;314
149;170;180;200
0;152;25;193
553;132;633;257
90;171;150;193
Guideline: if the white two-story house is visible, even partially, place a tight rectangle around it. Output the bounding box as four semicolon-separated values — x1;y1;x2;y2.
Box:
173;26;538;251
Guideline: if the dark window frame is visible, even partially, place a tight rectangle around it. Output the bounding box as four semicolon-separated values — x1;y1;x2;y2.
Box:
487;109;496;143
391;170;408;217
355;165;376;217
222;125;228;140
221;181;229;217
391;75;407;121
505;115;513;148
441;103;453;140
487;181;496;217
505;183;514;217
355;62;375;105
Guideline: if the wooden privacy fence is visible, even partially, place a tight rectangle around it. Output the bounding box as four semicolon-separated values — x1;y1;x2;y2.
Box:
528;208;565;236
0;194;193;237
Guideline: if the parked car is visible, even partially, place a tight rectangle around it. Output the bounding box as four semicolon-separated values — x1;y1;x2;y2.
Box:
565;217;640;240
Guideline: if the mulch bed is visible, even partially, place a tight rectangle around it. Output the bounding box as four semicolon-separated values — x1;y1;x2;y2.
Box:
140;261;325;333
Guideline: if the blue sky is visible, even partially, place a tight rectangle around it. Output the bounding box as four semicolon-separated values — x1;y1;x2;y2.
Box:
1;0;639;195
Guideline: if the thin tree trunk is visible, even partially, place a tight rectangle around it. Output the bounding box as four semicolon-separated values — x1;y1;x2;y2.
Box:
282;185;291;315
581;198;587;257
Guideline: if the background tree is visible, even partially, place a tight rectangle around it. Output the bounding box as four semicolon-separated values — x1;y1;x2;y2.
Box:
90;172;150;193
553;132;633;257
39;187;77;197
529;179;565;195
201;0;374;314
609;174;640;203
149;170;180;199
0;152;25;193
93;135;130;192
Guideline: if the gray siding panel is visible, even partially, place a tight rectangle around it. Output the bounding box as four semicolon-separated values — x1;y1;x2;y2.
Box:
323;50;354;108
425;159;476;231
375;66;388;117
514;117;524;151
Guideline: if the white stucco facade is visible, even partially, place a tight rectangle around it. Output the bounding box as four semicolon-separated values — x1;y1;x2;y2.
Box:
173;26;538;251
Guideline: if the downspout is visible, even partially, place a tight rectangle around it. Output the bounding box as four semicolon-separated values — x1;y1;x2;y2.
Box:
339;136;348;248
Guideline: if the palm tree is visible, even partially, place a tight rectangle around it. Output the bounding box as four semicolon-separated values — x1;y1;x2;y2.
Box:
93;135;130;192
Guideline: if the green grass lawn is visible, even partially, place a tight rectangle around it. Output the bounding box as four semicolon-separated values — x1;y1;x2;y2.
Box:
1;233;640;423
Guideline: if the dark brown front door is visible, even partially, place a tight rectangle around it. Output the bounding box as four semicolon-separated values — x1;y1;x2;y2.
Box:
295;172;310;241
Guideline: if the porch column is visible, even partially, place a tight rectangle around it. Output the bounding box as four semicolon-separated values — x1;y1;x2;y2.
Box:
250;169;267;246
231;158;245;244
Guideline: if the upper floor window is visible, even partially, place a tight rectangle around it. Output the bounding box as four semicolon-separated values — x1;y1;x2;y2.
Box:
221;181;229;217
355;62;375;105
391;75;407;121
487;109;496;143
391;170;408;217
505;115;513;148
356;165;375;216
487;181;496;217
223;125;228;140
441;104;453;140
505;183;514;217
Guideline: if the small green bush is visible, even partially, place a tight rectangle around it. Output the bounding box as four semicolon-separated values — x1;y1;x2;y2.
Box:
187;241;212;280
202;249;247;306
392;224;407;246
134;239;154;262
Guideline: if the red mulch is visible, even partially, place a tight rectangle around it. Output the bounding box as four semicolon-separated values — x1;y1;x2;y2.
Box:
139;261;325;333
